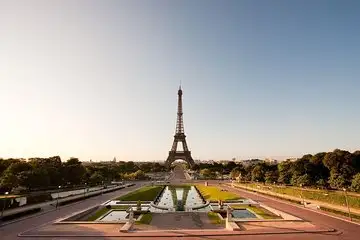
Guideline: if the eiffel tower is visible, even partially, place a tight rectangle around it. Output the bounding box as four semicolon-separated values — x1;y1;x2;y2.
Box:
165;85;195;168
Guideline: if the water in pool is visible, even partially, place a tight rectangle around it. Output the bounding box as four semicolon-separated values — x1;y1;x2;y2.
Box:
99;210;128;221
232;209;257;218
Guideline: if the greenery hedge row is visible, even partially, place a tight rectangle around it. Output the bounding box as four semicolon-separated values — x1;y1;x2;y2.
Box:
243;183;360;209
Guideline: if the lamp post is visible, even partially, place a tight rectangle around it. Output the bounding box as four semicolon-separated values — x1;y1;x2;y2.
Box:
299;184;305;207
56;186;61;209
343;188;352;221
84;183;87;199
1;192;9;218
101;181;104;195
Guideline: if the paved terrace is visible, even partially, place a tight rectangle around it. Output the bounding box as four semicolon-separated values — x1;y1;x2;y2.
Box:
1;184;131;218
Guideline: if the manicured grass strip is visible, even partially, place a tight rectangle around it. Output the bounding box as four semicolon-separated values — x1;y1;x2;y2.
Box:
247;206;282;219
208;212;224;224
116;186;163;201
320;206;360;221
87;208;109;221
240;183;360;209
137;212;152;224
196;185;241;201
87;205;129;221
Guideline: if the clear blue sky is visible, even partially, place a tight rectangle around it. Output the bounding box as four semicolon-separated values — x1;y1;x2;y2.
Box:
1;0;359;161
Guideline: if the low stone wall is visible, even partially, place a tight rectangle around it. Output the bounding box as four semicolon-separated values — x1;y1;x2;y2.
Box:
150;201;171;211
60;205;100;222
193;185;206;204
191;201;210;210
153;186;167;205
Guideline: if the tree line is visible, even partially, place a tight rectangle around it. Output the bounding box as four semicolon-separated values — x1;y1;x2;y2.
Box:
0;157;166;193
196;149;360;192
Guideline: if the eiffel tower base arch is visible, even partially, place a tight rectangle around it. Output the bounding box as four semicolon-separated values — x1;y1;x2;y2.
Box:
165;150;195;169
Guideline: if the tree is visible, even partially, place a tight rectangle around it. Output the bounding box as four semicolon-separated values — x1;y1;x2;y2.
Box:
351;173;360;192
251;163;267;182
310;152;329;187
278;161;292;184
224;161;237;174
324;150;354;188
328;170;347;189
265;166;279;184
230;166;245;180
351;151;360;173
200;168;216;179
295;174;312;186
63;158;86;185
89;172;104;185
28;156;62;187
0;173;19;191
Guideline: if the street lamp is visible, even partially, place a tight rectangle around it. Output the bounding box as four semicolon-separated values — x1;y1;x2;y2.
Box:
299;184;305;207
1;192;9;218
101;181;104;195
343;188;352;221
56;186;61;209
84;183;87;198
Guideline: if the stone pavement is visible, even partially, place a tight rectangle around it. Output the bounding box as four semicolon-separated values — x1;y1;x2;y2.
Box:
146;212;222;230
19;221;334;238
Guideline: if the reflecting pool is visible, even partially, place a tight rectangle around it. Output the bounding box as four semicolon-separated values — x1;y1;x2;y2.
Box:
232;209;257;218
99;210;128;221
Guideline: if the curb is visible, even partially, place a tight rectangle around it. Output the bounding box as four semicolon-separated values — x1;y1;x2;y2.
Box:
18;228;337;238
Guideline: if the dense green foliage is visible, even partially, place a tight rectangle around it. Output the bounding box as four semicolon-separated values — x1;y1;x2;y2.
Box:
0;157;165;193
196;185;240;201
351;173;360;192
116;186;163;201
195;149;360;192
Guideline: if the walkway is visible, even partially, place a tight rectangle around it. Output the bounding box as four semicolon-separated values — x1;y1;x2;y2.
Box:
232;183;360;215
1;185;127;218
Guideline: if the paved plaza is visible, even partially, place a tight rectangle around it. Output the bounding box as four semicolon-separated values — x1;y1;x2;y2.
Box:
1;178;360;240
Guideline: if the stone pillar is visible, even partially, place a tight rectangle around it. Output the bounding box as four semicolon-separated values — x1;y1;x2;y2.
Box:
227;206;233;222
129;208;134;224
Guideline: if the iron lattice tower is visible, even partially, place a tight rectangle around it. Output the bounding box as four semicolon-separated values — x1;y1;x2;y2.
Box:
165;86;195;168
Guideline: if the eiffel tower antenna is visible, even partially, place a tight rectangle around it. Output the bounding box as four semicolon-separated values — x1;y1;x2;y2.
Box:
165;86;195;168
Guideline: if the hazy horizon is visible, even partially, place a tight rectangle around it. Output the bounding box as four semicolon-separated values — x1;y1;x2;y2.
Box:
1;1;360;162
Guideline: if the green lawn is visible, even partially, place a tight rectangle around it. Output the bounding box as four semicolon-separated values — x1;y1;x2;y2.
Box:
136;212;152;224
247;206;282;219
116;186;163;201
320;206;360;221
196;185;241;201
238;183;360;209
87;205;129;221
207;212;225;224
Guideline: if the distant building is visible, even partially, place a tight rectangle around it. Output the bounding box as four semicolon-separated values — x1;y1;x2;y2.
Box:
241;159;264;166
286;158;298;162
264;158;278;164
